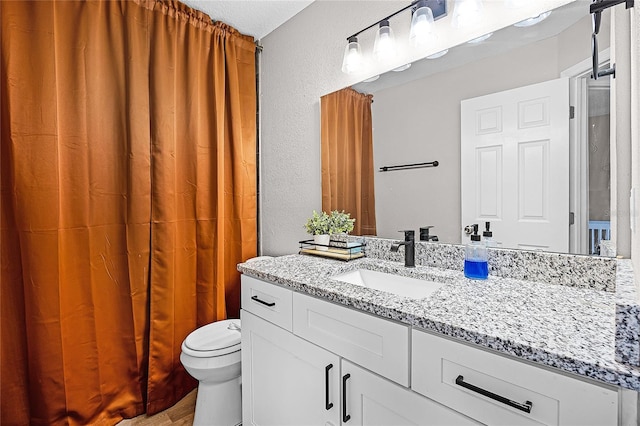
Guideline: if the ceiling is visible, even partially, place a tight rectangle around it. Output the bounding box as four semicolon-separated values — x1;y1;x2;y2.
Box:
180;0;315;40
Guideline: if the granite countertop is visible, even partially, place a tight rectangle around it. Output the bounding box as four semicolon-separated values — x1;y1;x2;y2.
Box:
238;254;640;391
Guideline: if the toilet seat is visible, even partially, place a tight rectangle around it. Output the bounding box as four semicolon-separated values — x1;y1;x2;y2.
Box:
182;319;241;358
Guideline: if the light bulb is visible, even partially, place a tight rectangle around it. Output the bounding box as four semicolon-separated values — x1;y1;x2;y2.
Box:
467;32;493;44
514;11;551;27
392;64;411;72
341;36;363;75
426;49;448;59
373;20;396;62
410;0;436;48
451;0;484;29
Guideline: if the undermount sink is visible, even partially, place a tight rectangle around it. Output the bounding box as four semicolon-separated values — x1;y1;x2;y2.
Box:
332;269;444;299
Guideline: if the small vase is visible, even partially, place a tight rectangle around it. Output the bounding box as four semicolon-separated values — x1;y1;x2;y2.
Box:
313;234;330;251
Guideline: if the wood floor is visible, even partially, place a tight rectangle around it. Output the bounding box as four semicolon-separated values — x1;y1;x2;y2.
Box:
118;390;196;425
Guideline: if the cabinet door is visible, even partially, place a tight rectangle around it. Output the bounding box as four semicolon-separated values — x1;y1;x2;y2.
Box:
341;361;479;426
242;310;341;426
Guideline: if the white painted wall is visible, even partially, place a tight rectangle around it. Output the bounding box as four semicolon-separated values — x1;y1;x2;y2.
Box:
259;0;578;255
611;7;632;259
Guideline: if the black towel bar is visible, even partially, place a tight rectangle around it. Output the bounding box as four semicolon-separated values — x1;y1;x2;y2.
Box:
379;160;439;172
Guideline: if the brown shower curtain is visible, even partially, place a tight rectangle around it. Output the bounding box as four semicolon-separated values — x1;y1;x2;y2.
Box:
321;88;377;235
0;1;256;424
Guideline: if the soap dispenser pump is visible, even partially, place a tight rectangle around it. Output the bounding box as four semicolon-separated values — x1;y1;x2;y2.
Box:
464;224;488;280
483;222;497;248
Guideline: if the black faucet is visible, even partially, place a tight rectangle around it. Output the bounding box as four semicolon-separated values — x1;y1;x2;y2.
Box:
419;226;439;242
391;230;415;267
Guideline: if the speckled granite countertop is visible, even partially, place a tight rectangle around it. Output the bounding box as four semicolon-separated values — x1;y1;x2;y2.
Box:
238;254;640;392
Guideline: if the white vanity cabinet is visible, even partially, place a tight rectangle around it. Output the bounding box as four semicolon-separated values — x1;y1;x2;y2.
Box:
241;274;621;426
411;329;619;426
241;275;475;426
242;310;341;425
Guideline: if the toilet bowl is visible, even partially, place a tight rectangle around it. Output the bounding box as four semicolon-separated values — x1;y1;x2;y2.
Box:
180;319;242;426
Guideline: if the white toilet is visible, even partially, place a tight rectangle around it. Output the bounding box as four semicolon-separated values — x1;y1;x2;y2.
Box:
180;319;242;426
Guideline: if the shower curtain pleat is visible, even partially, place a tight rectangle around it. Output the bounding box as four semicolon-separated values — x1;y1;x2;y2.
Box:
0;0;256;424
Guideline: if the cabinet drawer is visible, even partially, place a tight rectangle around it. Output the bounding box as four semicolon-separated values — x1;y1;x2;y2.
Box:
411;330;618;426
342;360;481;426
293;292;410;386
241;275;293;331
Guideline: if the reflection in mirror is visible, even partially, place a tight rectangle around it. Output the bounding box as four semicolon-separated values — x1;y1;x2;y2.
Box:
322;1;612;255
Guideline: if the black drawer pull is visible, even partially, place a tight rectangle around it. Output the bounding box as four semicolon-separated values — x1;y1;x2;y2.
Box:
455;375;533;414
251;295;275;307
325;364;334;410
342;373;351;422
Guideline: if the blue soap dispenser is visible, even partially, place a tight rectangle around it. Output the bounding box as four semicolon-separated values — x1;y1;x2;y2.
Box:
464;224;488;280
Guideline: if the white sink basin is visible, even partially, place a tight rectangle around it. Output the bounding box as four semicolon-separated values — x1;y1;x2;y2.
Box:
332;269;444;299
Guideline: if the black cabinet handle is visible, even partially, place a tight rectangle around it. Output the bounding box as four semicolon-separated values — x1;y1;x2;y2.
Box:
251;295;275;307
325;364;334;410
342;373;351;422
455;375;533;414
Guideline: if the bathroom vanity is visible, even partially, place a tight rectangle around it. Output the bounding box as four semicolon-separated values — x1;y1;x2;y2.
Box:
238;240;640;425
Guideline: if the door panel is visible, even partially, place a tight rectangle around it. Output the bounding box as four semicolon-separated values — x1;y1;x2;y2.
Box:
461;78;569;252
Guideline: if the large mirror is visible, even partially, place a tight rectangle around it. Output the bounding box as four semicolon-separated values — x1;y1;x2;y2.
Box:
323;1;612;255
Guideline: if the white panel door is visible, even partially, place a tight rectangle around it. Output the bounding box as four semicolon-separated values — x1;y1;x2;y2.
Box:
341;360;480;426
241;310;341;426
461;78;569;252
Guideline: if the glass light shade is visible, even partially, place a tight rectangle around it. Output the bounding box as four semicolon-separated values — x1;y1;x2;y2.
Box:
409;1;436;48
451;0;484;29
341;37;363;74
373;20;396;62
426;49;448;59
362;75;380;82
467;32;493;44
392;63;412;72
514;11;551;27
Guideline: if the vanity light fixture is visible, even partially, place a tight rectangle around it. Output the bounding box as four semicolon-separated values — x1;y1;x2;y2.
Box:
409;0;436;47
514;11;551;27
467;32;493;44
392;63;412;72
451;0;484;29
341;36;364;74
426;49;448;59
373;20;397;62
340;0;446;75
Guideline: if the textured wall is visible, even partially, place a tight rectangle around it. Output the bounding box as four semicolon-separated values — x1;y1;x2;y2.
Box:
259;0;576;255
630;5;640;282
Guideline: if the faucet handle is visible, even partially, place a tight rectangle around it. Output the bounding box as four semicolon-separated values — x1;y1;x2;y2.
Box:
419;226;433;241
399;230;415;241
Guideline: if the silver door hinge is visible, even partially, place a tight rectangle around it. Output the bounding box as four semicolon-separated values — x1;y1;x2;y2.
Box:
569;106;575;119
569;212;575;225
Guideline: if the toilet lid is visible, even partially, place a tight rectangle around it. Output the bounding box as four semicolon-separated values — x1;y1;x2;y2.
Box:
184;319;241;353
